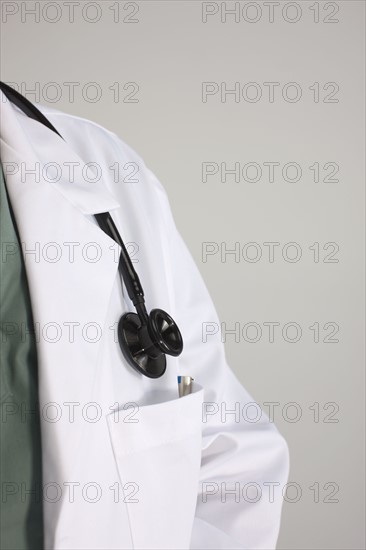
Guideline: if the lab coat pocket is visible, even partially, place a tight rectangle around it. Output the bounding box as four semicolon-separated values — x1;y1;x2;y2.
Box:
106;383;204;550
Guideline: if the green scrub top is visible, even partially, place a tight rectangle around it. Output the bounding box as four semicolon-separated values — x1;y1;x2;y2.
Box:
0;160;44;549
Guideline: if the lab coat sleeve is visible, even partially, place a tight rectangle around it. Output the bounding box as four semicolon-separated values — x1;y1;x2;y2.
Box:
145;168;290;550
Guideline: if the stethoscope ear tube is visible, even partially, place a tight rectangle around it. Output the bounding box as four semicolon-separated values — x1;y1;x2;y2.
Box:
95;212;183;378
0;81;184;379
94;212;145;306
0;81;64;139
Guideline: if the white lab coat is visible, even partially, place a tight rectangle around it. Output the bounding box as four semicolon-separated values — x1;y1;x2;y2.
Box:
0;90;289;550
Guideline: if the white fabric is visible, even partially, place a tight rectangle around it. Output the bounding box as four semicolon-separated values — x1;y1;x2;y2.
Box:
0;91;289;550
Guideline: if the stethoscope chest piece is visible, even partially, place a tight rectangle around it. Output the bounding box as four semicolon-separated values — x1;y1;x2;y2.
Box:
118;308;183;379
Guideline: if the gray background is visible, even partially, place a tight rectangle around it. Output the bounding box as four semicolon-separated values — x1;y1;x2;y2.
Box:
1;1;365;548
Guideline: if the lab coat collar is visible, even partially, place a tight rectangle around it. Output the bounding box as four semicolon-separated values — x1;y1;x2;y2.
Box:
0;89;121;215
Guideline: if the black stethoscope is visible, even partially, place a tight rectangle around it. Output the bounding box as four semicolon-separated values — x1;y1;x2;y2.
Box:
0;81;183;379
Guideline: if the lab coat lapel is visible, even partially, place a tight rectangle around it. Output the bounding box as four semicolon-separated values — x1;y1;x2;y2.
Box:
0;92;122;540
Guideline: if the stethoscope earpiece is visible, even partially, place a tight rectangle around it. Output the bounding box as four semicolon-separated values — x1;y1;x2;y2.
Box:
118;309;183;379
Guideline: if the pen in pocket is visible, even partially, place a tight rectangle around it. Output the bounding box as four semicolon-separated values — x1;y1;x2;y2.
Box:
177;376;194;397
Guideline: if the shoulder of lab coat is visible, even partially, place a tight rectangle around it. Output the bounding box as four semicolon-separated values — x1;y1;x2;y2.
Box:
38;104;290;549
